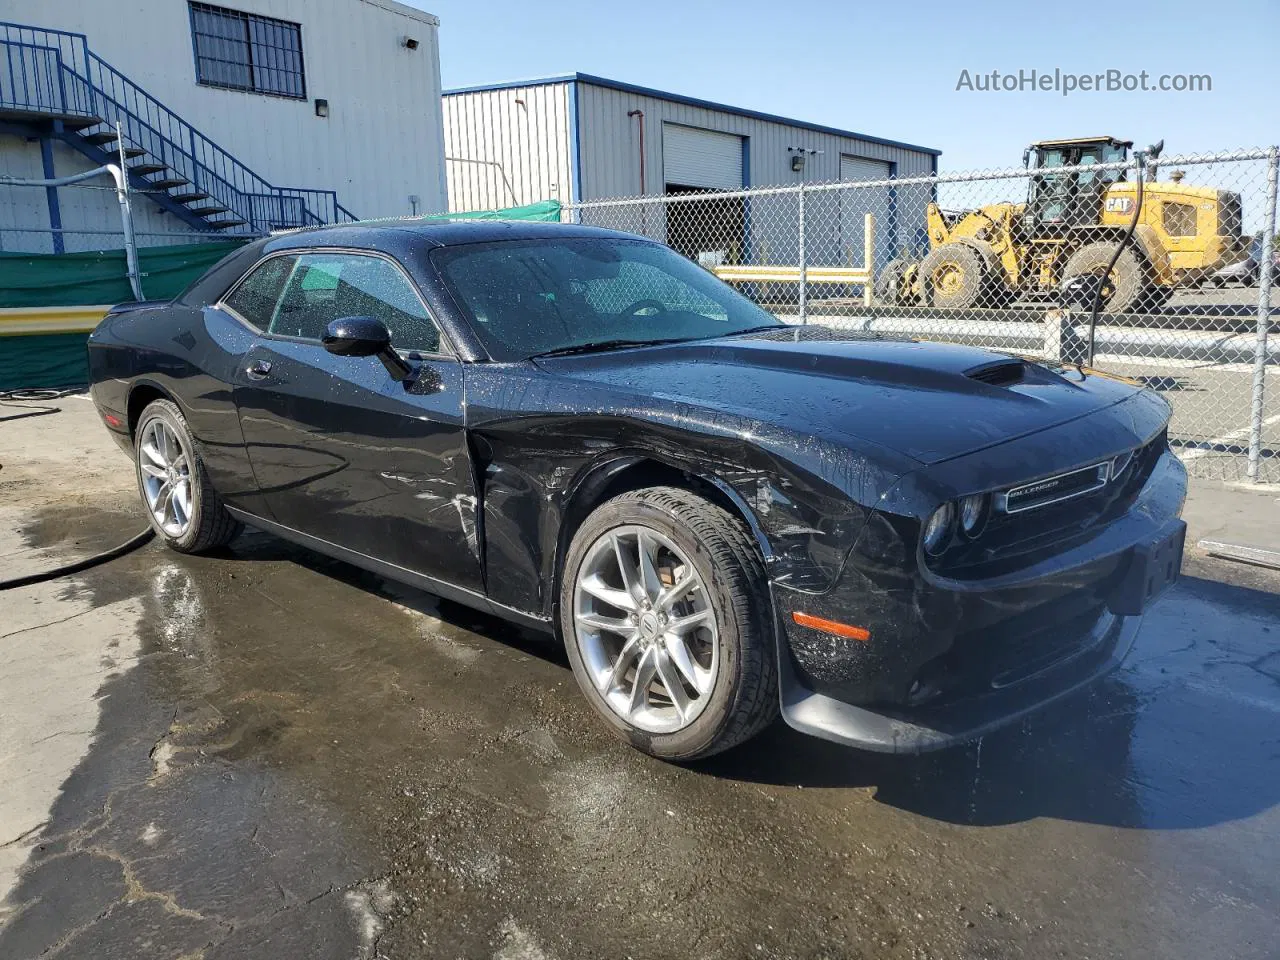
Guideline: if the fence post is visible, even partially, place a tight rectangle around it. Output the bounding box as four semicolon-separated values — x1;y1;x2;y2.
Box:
797;184;808;324
116;123;144;301
1248;146;1279;482
862;212;875;309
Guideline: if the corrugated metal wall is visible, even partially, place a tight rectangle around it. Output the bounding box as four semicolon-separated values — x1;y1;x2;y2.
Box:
575;80;935;201
0;0;447;250
442;82;572;213
441;75;938;268
575;80;935;271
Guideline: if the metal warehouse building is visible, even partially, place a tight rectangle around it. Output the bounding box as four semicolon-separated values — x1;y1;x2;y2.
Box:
443;73;939;268
1;0;447;252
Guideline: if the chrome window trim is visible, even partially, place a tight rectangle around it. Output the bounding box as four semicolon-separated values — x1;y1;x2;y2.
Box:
215;246;457;361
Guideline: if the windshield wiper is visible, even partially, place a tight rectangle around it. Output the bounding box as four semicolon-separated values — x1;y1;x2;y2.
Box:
530;337;692;359
728;323;789;336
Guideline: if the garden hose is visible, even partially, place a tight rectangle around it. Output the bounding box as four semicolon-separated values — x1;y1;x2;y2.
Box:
0;528;155;591
1083;140;1164;366
0;385;155;590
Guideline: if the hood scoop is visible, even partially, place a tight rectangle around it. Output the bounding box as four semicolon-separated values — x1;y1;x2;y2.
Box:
965;359;1028;387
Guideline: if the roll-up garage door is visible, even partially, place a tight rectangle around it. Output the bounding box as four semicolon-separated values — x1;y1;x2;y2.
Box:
840;155;891;182
839;155;893;275
663;124;744;191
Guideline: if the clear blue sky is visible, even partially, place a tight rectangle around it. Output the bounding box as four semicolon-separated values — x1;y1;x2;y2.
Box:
411;0;1277;175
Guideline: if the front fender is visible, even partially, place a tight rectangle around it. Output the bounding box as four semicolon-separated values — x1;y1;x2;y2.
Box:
465;365;915;618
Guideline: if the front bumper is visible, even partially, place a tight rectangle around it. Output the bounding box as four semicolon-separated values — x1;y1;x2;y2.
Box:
771;448;1187;753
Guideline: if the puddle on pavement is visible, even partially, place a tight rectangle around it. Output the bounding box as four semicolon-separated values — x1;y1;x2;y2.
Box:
3;500;1279;958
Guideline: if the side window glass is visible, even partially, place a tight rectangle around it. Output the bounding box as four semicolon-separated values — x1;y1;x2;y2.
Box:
268;254;441;353
223;255;295;329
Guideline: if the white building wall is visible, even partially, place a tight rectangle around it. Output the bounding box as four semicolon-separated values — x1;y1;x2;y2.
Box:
1;0;446;251
0;142;209;253
442;82;572;213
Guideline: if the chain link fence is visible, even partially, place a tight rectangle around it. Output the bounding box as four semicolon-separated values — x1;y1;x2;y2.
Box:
567;146;1280;483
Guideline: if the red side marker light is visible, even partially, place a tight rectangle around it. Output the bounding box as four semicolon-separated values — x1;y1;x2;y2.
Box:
102;412;123;428
791;612;870;642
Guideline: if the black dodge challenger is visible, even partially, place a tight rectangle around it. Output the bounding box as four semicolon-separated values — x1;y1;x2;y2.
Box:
88;221;1187;759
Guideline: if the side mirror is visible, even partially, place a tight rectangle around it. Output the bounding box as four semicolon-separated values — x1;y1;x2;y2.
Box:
323;315;391;357
322;316;411;381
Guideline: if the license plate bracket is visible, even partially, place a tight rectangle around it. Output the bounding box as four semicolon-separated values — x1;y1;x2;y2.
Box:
1108;520;1186;616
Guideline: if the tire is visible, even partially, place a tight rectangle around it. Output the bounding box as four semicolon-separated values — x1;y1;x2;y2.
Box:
134;398;241;554
919;242;987;309
874;257;916;306
559;486;778;760
1061;242;1145;314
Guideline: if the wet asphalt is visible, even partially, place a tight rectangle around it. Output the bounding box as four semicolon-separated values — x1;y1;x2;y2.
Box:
2;445;1279;957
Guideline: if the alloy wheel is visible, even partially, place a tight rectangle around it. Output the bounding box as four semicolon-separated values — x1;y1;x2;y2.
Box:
572;525;719;733
139;419;194;538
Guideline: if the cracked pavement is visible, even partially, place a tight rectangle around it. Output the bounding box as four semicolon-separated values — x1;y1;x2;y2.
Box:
1;399;1278;959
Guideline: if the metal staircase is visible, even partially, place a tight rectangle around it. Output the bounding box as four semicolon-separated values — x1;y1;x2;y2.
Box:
0;20;357;235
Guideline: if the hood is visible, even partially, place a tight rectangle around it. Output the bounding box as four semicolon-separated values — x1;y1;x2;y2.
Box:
532;327;1147;464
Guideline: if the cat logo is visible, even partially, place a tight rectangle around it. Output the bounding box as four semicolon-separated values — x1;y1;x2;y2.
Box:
1105;196;1135;215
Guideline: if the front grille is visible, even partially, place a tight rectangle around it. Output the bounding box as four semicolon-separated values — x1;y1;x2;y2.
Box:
935;431;1165;578
998;460;1110;513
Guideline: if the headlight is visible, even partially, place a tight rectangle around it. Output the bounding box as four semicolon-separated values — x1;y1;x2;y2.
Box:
922;503;954;555
959;494;988;536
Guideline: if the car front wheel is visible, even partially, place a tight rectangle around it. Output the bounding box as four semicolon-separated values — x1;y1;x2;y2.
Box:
560;486;778;760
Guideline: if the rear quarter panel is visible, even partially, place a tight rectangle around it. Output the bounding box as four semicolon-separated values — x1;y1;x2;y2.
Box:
88;303;265;513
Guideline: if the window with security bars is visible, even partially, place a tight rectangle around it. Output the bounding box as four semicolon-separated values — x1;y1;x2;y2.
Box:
189;2;306;99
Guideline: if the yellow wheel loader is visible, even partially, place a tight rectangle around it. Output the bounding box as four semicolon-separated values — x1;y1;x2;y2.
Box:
876;137;1248;313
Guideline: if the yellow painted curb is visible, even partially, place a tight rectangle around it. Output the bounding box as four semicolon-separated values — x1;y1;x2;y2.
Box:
0;305;111;337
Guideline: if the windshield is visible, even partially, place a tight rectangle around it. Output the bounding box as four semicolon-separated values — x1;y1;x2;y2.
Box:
430;237;782;361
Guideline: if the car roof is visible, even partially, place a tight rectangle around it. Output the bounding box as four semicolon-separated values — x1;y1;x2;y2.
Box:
261;218;645;256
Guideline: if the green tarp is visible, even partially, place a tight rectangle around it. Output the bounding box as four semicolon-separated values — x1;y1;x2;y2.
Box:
435;198;562;222
0;335;90;391
0;240;249;309
0;199;564;389
0;240;249;391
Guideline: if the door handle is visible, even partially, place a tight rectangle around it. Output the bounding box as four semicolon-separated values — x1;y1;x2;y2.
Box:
245;359;273;380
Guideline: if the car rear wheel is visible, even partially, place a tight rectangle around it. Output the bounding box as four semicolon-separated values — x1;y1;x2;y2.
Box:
134;399;241;554
560;487;778;760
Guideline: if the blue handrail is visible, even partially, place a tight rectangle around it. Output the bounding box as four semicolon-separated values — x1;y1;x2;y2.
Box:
0;20;356;231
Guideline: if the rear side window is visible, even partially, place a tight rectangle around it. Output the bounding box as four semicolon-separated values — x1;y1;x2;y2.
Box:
268;253;441;353
223;255;295;329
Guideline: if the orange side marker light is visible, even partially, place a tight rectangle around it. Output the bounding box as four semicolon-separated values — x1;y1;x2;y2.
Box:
791;612;870;642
